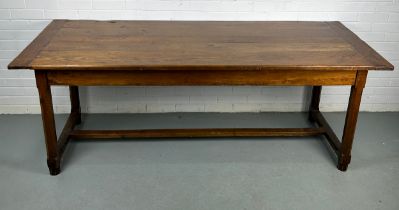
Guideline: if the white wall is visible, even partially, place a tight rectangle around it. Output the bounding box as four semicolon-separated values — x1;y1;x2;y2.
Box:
0;0;398;114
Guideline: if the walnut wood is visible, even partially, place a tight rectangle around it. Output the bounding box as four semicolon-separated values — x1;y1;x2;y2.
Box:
47;70;357;86
69;128;326;139
35;71;60;175
8;20;393;71
338;71;368;171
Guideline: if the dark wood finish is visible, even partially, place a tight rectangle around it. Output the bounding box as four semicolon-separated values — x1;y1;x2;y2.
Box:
35;71;60;175
47;70;357;86
309;86;322;122
57;111;80;157
9;20;394;175
311;110;341;155
70;128;326;139
338;71;368;171
9;20;393;71
69;86;81;123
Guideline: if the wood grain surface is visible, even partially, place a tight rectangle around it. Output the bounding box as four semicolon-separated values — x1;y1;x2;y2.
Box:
46;70;357;86
8;20;393;71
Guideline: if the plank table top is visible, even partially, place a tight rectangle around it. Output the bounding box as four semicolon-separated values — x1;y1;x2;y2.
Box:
8;20;393;71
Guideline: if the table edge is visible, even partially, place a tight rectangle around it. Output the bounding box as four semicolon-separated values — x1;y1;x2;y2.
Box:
7;20;66;70
326;21;394;71
26;65;392;71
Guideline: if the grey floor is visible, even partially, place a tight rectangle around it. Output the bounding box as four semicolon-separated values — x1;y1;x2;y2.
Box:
0;112;398;210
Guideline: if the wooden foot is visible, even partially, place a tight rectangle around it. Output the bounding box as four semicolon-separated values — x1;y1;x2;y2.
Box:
337;154;351;171
47;158;61;176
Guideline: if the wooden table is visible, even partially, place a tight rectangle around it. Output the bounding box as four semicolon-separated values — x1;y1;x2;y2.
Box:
8;20;393;175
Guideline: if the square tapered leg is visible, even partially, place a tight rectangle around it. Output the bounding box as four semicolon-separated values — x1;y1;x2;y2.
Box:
338;71;367;171
35;71;60;175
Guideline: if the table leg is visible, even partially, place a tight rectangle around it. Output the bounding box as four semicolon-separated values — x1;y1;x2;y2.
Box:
69;86;81;124
338;71;368;171
309;86;322;122
35;71;60;175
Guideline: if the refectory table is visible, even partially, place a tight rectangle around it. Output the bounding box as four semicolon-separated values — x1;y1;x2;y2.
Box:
8;20;394;175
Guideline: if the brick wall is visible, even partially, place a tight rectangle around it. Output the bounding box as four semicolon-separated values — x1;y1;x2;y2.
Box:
0;0;398;113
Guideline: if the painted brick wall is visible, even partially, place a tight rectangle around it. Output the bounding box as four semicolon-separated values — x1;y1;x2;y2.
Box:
0;0;398;113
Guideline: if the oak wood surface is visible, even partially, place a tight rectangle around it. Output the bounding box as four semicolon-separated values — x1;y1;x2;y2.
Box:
8;20;66;70
8;20;393;71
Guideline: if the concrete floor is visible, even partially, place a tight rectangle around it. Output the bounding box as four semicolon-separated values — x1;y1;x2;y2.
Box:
0;112;398;210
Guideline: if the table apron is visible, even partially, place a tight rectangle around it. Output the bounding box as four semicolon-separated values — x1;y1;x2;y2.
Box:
45;70;357;86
